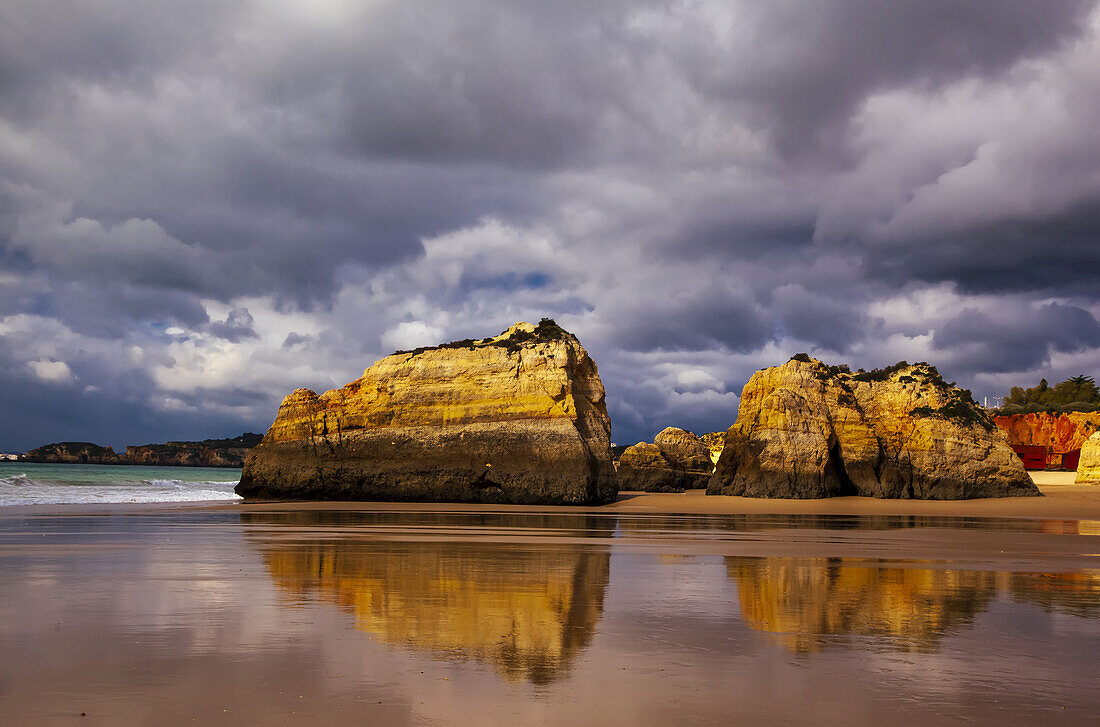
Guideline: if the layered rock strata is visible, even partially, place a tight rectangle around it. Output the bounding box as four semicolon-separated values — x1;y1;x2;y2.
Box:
708;356;1039;499
617;427;713;492
237;320;617;504
993;412;1100;452
1076;432;1100;484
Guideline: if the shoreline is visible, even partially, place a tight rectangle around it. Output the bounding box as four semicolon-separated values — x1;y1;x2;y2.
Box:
5;472;1098;521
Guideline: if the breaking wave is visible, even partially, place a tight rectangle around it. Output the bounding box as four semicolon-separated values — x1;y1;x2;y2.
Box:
0;473;241;506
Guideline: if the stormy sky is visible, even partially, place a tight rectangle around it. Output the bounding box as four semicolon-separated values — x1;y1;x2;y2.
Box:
2;0;1100;451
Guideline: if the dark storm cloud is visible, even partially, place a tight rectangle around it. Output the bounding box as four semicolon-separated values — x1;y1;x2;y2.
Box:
932;303;1100;373
867;199;1100;296
677;0;1096;158
1;0;1100;449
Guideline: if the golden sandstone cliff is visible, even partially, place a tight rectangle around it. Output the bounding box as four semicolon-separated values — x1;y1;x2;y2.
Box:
1076;432;1100;484
708;356;1039;499
993;411;1100;452
617;427;714;492
236;320;617;504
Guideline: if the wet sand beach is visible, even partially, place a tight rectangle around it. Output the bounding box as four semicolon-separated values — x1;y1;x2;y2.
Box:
2;472;1099;725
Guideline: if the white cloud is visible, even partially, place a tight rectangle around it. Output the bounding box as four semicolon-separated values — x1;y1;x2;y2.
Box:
26;359;74;385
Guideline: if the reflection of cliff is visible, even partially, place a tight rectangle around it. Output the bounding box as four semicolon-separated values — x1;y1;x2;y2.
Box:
1009;570;1100;618
247;513;610;684
729;557;997;653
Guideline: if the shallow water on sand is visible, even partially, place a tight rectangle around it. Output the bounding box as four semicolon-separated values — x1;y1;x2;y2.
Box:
1;509;1098;725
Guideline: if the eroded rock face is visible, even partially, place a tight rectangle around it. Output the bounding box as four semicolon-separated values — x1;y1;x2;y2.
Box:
237;320;617;504
1076;432;1100;484
994;412;1100;452
617;427;713;492
708;356;1039;500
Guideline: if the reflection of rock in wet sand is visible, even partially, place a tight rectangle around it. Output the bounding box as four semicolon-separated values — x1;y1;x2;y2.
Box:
247;513;610;684
1009;571;1100;617
729;557;997;653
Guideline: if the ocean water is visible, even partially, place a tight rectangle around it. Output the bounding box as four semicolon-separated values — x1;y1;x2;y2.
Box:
0;461;241;506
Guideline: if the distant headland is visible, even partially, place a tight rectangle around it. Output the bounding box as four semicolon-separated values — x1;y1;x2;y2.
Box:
19;433;263;468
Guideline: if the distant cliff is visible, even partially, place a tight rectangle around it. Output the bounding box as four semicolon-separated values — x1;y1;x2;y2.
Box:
125;433;263;467
21;433;262;467
20;442;122;464
993;412;1100;452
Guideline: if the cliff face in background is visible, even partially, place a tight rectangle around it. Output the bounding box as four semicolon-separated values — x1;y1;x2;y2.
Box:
617;427;713;492
993;412;1100;452
20;442;121;464
708;356;1039;500
20;434;261;467
1077;432;1100;484
237;320;617;504
124;433;263;467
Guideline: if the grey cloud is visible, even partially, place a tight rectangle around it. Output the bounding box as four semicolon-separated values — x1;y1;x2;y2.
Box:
2;1;1100;449
209;307;258;343
932;302;1100;373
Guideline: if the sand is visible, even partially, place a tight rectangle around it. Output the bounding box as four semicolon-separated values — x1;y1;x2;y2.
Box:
174;470;1100;521
2;471;1098;726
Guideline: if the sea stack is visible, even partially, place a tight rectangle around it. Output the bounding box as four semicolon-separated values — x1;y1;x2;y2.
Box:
708;356;1040;499
617;427;713;492
1076;432;1100;484
237;319;617;504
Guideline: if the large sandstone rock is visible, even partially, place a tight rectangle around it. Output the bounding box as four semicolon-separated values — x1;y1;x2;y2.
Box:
994;412;1100;452
617;427;713;492
708;356;1039;500
1076;432;1100;484
237;320;617;504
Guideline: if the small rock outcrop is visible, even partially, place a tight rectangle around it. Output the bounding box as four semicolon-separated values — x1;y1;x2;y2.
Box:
708;356;1040;500
617;427;713;492
1076;432;1100;484
20;442;121;464
993;412;1100;453
237;320;617;504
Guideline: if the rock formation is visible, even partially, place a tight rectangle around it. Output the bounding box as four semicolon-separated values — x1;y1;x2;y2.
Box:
20;442;121;464
124;433;262;467
708;356;1039;499
1076;432;1100;484
699;431;725;465
617;427;713;491
994;412;1100;452
237;319;617;504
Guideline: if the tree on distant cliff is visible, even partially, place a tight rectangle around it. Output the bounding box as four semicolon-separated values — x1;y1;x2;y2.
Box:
1003;375;1099;413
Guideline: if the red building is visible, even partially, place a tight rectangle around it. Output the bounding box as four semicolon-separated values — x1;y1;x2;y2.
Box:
1010;445;1082;470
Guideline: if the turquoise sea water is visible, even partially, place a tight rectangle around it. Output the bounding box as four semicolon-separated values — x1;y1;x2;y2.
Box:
0;461;241;506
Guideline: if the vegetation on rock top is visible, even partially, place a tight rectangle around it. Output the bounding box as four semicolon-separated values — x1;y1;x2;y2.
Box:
395;318;572;357
998;375;1099;414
